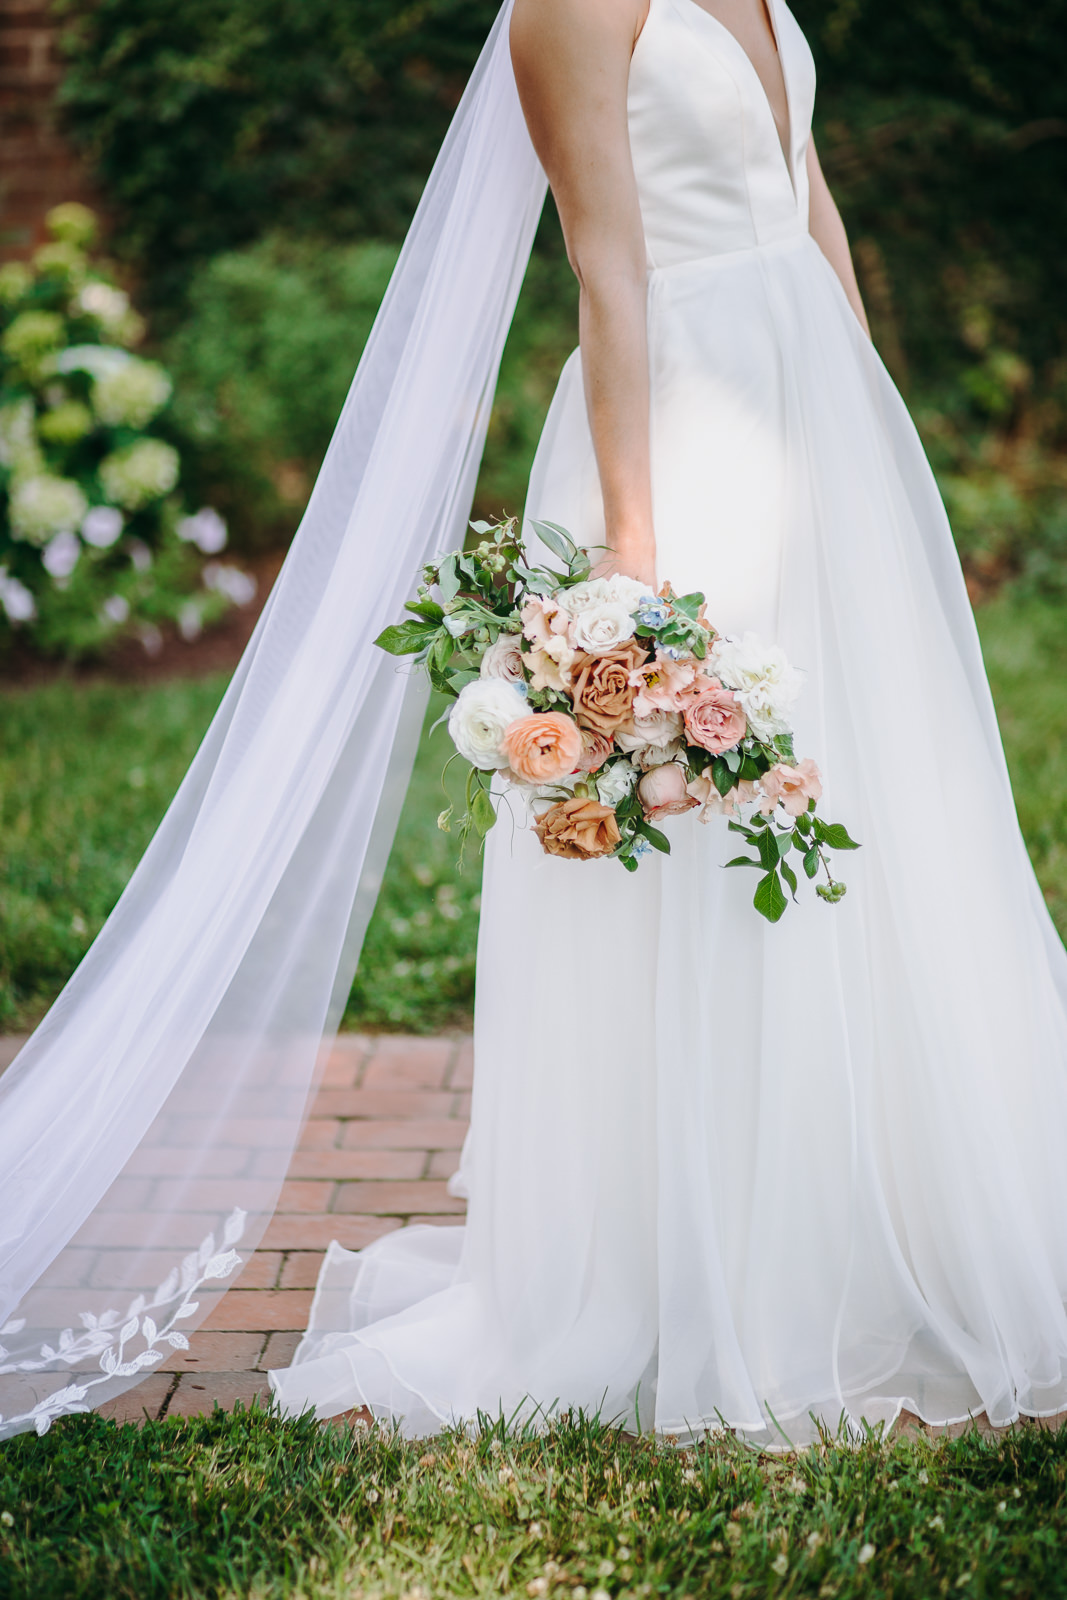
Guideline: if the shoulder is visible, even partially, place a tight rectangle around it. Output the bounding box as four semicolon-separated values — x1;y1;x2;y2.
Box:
510;0;647;69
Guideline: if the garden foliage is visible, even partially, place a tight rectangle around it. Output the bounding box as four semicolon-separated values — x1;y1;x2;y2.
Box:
0;205;253;658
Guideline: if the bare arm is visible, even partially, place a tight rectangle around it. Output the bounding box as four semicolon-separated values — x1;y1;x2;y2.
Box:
511;0;655;586
806;137;870;337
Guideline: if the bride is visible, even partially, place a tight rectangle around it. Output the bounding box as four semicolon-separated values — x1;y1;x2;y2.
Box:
3;0;1067;1446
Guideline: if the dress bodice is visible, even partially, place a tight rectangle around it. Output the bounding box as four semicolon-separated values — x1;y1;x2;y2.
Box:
628;0;816;267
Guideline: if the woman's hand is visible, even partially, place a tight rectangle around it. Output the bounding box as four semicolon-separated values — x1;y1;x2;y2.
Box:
592;538;657;591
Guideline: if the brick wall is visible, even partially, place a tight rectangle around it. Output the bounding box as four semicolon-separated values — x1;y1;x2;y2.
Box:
0;0;100;260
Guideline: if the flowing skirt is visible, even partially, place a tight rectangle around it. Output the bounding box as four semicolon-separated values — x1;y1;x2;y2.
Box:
271;231;1067;1445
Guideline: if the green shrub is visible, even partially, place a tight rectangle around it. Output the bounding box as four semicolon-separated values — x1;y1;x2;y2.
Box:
0;205;254;658
166;229;577;550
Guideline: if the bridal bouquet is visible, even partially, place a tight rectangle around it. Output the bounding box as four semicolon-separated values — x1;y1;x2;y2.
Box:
376;517;858;922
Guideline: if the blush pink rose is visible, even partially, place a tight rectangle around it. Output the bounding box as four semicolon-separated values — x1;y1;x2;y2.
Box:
503;711;584;784
637;762;700;823
759;758;823;817
682;681;747;754
686;773;760;821
575;725;614;774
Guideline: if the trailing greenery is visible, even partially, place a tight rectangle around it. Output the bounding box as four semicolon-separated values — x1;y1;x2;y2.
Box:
3;1406;1067;1598
164;232;577;551
0;592;1063;1032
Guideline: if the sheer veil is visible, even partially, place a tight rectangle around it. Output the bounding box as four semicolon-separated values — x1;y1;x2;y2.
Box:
0;0;545;1438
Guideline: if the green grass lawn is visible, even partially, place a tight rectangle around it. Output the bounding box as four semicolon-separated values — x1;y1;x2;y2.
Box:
2;1407;1067;1599
0;592;1064;1033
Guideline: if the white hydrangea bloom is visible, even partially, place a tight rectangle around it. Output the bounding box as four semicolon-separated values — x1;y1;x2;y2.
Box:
99;439;179;510
709;631;804;741
0;567;37;623
42;529;81;581
177;507;227;554
92;359;172;429
203;562;256;606
10;475;88;545
100;594;131;626
76;281;130;331
81;505;125;548
0;399;43;475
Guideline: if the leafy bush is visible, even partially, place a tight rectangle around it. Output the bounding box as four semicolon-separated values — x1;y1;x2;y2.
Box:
166;230;577;550
0;205;254;658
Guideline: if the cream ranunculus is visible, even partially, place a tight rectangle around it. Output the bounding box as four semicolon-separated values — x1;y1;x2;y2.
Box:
448;679;531;770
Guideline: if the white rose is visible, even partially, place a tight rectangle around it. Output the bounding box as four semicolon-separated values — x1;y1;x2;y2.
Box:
448;679;530;770
570;600;637;655
633;737;686;771
602;573;654;610
614;709;685;752
555;578;609;617
595;758;639;806
709;632;803;741
479;633;525;682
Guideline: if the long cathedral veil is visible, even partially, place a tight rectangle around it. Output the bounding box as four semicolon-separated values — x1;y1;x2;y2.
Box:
0;0;545;1439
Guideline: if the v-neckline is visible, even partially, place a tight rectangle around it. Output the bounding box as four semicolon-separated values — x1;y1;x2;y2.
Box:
675;0;796;198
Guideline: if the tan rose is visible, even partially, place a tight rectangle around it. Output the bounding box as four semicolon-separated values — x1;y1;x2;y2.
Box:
569;639;648;735
502;711;583;784
637;762;700;823
534;796;622;860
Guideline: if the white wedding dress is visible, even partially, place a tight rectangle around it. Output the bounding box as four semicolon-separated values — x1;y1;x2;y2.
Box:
272;0;1067;1445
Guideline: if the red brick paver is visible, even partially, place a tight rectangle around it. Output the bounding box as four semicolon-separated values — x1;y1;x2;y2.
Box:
85;1032;472;1426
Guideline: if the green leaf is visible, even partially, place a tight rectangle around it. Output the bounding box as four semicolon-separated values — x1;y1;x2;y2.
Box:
757;829;780;872
620;853;639;872
470;785;497;837
775;830;793;859
469;519;493;533
530;519;578;565
738;755;762;782
781;859;798;898
437;553;461;601
753;870;788;923
817;821;862;851
803;845;820;879
404;598;445;623
636;820;671;854
445;669;480;691
374;619;438;656
724;855;762;869
723;748;742;774
794;811;812;836
712;759;735;798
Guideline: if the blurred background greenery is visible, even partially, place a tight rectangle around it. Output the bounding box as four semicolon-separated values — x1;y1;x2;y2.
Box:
0;0;1064;1029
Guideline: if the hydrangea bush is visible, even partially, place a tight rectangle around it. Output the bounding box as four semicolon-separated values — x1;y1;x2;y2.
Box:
0;205;255;658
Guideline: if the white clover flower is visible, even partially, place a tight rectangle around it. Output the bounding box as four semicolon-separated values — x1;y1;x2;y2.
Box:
709;631;803;742
0;568;37;623
570;599;637;655
448;679;530;770
42;530;81;581
176;507;227;553
595;758;639;807
99;439;179;510
100;595;130;626
81;505;125;548
203;562;256;606
10;474;88;545
92;359;172;428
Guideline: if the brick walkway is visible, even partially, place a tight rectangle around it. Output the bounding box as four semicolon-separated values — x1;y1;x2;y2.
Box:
80;1033;471;1426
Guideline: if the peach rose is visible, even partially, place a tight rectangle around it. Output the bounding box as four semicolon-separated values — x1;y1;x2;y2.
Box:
759;758;823;817
637;762;700;823
575;725;614;774
629;652;699;716
502;711;583;784
686;773;761;821
534;796;622;859
682;681;747;754
569;639;648;735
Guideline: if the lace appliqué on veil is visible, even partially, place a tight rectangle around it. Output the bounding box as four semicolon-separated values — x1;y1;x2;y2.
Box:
0;1207;247;1435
